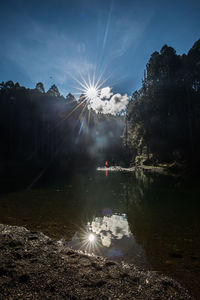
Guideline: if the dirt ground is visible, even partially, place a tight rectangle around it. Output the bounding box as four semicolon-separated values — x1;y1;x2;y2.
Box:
0;224;194;299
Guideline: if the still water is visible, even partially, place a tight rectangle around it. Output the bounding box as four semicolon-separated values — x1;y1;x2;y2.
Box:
0;170;200;297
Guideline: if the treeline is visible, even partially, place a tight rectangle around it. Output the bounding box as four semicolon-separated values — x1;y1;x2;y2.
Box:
2;39;199;173
125;39;200;166
0;81;125;174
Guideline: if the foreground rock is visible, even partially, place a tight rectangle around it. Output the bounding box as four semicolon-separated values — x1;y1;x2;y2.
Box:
0;224;194;299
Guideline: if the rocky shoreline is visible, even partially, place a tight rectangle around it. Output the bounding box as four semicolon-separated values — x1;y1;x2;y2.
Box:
0;224;194;299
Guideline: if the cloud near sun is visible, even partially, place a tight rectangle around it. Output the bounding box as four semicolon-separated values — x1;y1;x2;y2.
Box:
88;86;129;115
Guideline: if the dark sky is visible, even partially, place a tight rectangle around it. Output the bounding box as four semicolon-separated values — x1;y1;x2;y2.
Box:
0;0;200;97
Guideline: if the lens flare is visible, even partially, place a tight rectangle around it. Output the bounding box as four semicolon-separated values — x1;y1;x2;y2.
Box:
88;233;95;242
71;70;109;106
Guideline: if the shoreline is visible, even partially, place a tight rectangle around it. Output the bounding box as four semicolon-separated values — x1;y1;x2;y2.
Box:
97;165;168;174
0;224;194;299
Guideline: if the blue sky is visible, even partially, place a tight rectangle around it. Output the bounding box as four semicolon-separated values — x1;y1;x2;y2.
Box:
0;0;200;97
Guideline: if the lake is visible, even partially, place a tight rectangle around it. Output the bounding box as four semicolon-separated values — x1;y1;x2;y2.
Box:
0;169;199;298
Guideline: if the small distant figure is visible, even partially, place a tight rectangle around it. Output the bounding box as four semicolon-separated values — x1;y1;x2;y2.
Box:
105;161;109;167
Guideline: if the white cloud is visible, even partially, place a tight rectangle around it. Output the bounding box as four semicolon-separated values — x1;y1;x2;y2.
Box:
111;14;154;58
89;86;129;115
100;86;113;99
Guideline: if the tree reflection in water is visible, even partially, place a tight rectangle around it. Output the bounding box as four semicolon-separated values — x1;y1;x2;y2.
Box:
0;169;200;296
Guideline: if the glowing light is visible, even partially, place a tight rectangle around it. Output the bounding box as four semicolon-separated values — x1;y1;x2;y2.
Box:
71;70;106;107
86;87;98;101
105;161;108;166
88;233;95;242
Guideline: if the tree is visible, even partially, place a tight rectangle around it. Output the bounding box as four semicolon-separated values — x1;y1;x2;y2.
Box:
35;82;45;93
0;81;5;90
66;93;76;102
125;41;200;165
47;84;60;97
78;93;86;103
15;82;20;88
5;81;14;89
146;51;160;83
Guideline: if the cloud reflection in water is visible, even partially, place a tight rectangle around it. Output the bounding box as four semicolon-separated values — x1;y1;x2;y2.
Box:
67;213;148;268
89;214;131;247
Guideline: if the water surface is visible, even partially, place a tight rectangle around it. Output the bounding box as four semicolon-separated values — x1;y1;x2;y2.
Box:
0;170;199;298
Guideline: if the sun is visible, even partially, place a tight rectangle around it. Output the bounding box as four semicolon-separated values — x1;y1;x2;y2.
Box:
71;71;106;105
86;86;98;101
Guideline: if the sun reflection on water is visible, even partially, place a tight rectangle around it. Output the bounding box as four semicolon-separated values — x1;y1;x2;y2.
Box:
88;233;95;242
67;213;148;268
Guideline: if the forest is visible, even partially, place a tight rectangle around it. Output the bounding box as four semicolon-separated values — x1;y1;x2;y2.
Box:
0;39;200;175
0;81;125;176
126;39;200;167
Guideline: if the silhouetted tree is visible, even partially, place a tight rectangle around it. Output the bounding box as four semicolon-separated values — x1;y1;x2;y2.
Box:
47;84;60;97
125;39;200;166
0;81;5;90
0;80;125;174
5;81;14;89
35;82;45;93
14;82;20;88
66;93;76;103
